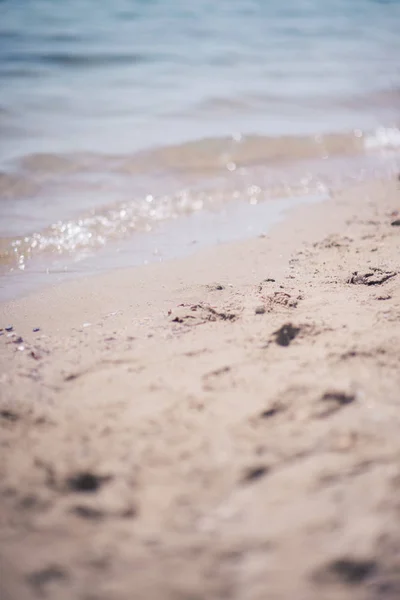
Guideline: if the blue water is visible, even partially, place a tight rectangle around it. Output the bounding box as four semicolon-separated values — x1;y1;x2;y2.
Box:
1;0;400;159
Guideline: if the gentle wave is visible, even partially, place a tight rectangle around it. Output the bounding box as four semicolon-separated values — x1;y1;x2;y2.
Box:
2;127;399;184
1;127;399;272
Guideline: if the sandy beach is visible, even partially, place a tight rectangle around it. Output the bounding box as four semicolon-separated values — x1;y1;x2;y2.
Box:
1;176;400;599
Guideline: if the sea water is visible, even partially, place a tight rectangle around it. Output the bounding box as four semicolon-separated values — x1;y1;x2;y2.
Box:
0;0;399;295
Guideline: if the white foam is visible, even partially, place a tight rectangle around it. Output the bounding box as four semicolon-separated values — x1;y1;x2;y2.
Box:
364;127;400;150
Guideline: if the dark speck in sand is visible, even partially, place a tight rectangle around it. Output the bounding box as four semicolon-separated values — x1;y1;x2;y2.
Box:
274;323;300;346
5;326;13;332
207;283;225;291
243;465;269;483
67;471;112;493
0;409;19;422
391;219;400;227
321;391;355;406
315;557;377;585
260;404;283;419
64;373;78;382
33;328;40;332
27;565;68;591
315;391;356;418
71;505;105;520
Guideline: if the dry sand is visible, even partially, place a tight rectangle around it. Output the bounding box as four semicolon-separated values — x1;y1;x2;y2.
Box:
1;177;400;600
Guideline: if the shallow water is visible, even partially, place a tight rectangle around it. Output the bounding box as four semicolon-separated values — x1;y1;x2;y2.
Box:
1;0;400;296
0;192;328;302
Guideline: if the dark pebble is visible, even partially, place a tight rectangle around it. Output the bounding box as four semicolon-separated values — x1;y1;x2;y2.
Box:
33;327;41;332
5;326;13;332
391;219;400;227
13;336;24;344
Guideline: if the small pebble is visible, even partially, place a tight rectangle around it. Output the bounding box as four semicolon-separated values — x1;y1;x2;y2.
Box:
83;322;91;328
255;306;266;315
5;326;13;332
13;336;24;344
33;328;40;333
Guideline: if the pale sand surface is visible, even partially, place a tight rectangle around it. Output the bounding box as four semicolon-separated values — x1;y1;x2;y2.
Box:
1;178;400;600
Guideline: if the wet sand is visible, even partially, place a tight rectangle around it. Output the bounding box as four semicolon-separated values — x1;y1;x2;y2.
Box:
1;177;400;600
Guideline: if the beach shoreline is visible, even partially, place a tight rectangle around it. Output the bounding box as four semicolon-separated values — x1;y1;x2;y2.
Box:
1;176;400;599
1;128;399;287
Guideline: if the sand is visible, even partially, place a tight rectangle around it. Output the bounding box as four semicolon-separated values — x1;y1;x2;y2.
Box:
1;177;400;600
